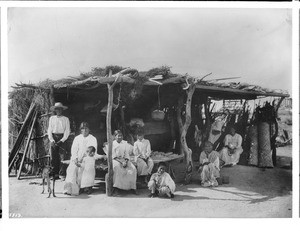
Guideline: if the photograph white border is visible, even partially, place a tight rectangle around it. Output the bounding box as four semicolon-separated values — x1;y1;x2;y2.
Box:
0;1;299;231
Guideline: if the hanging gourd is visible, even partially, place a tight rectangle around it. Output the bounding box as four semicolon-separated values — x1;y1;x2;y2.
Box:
151;85;165;121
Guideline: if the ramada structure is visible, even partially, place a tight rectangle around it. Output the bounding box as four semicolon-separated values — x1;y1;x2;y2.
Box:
8;66;290;195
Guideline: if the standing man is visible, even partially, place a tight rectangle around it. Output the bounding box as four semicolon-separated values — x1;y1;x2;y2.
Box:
48;102;70;180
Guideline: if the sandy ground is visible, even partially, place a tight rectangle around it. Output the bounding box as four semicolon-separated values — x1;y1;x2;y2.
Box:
9;146;292;218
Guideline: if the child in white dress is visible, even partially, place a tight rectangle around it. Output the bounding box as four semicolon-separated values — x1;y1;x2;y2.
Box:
79;146;105;194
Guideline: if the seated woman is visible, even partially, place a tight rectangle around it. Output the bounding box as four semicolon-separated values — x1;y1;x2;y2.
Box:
64;122;100;195
112;130;137;195
148;162;175;198
219;126;243;166
133;129;154;183
198;141;220;187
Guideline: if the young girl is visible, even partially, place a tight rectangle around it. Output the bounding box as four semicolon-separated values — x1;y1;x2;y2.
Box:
133;129;154;183
80;146;106;194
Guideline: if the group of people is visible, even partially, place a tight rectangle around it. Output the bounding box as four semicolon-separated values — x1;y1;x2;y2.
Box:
198;126;243;187
47;102;175;198
47;102;243;197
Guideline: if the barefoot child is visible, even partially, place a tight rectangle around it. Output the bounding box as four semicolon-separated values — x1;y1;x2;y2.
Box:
148;162;175;198
198;141;220;187
79;146;106;194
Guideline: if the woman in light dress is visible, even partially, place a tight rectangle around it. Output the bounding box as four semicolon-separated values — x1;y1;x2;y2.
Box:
112;130;137;195
63;122;99;195
219;126;243;166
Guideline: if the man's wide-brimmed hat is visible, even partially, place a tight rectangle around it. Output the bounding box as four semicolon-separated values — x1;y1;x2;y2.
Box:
50;102;68;111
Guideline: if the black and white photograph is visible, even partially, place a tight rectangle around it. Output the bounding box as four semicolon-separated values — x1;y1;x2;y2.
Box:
7;7;292;218
0;11;2;219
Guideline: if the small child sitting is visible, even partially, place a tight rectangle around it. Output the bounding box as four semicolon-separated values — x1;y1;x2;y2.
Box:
79;146;106;194
147;162;175;198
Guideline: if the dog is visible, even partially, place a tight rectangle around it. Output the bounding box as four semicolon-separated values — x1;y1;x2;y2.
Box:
41;164;56;198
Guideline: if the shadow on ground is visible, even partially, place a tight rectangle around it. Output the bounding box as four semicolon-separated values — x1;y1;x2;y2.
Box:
20;156;292;206
168;157;292;205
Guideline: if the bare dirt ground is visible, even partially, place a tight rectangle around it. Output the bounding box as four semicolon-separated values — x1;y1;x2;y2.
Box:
9;146;292;218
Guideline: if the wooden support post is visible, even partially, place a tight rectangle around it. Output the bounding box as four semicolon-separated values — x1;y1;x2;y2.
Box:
177;81;196;184
105;70;120;196
17;110;38;179
275;97;285;115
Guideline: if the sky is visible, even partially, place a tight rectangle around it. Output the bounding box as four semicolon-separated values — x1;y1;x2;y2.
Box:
8;8;292;93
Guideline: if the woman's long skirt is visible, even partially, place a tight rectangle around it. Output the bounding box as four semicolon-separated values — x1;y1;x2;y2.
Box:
113;160;137;190
219;147;243;165
63;162;83;195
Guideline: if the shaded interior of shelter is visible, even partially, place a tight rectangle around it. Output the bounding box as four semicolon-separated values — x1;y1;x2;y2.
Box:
44;81;288;162
52;84;181;154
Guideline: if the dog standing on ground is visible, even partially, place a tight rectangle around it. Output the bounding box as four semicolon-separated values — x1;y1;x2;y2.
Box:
41;165;56;198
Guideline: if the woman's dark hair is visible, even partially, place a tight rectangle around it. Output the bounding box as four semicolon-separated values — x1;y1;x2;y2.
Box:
114;130;123;136
158;162;167;168
229;125;237;131
80;122;90;129
204;141;213;147
136;128;145;136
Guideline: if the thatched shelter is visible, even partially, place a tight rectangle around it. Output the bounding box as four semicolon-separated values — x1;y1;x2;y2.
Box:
9;66;289;186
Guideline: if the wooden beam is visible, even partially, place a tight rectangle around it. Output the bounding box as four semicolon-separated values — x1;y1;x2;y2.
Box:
17;110;38;179
55;68;138;88
275;96;285;114
9;103;36;173
195;85;289;98
12;83;49;91
48;69;289;100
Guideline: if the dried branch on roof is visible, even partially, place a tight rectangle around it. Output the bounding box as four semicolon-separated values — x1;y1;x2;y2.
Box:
12;83;49;91
10;65;289;98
